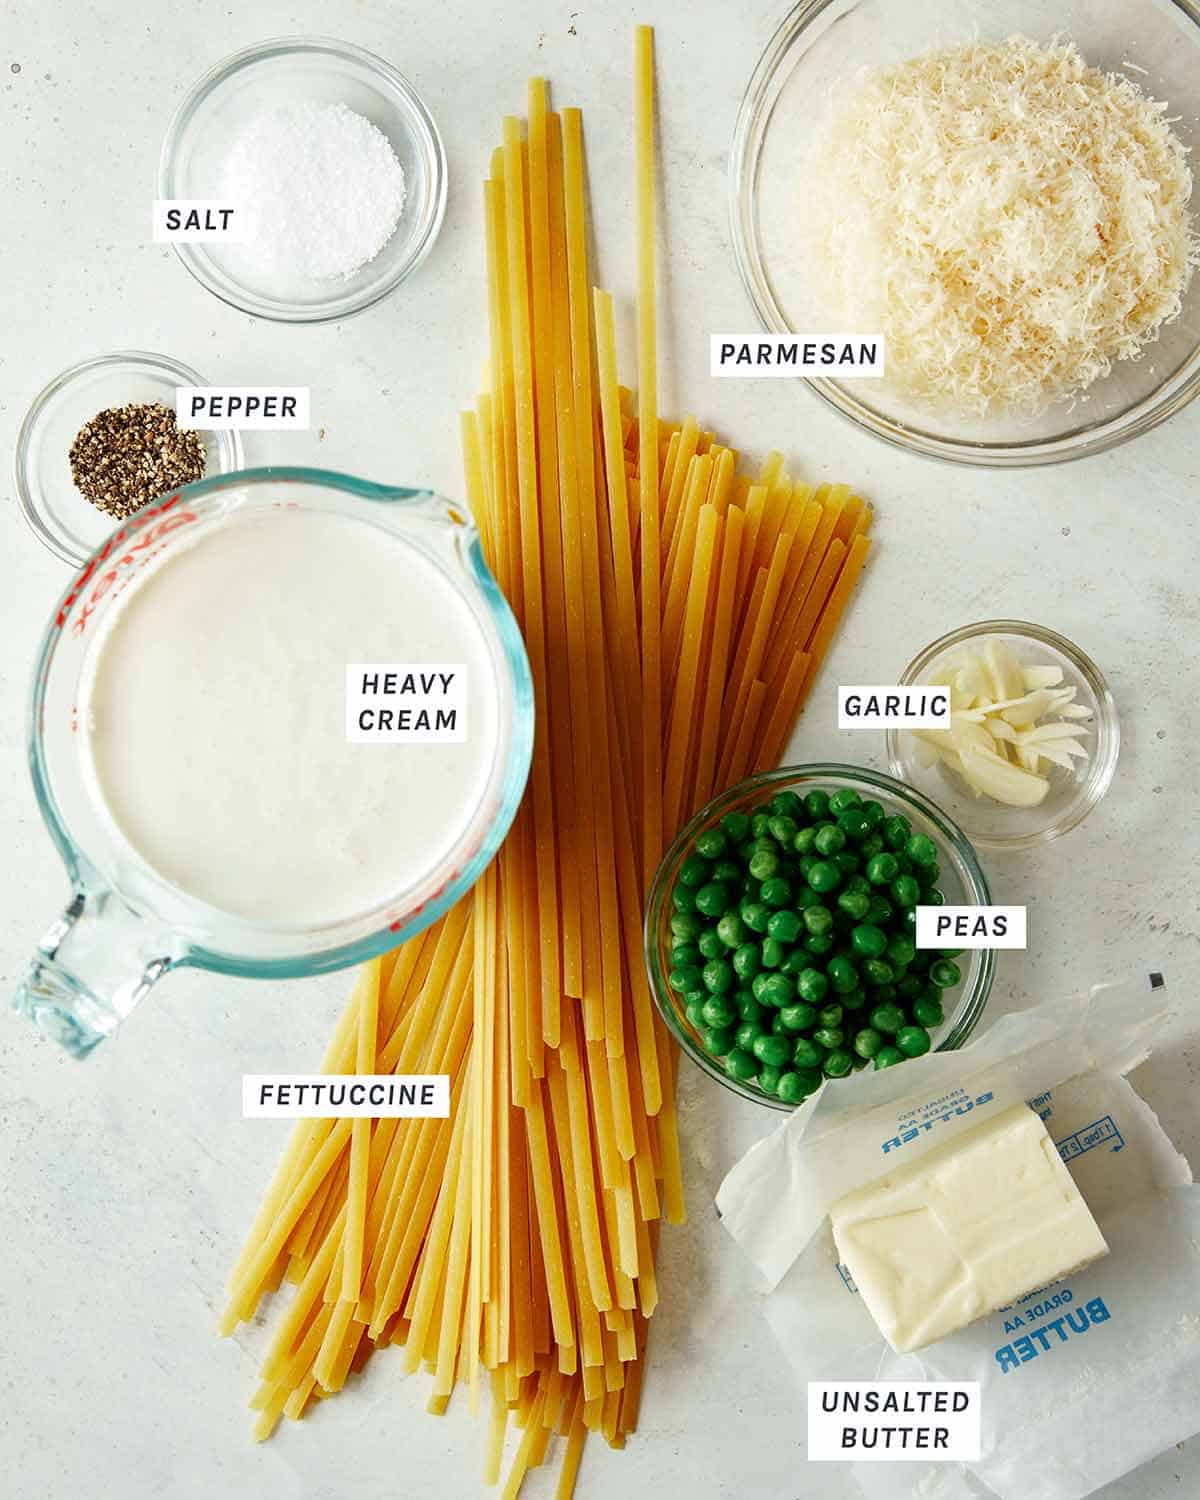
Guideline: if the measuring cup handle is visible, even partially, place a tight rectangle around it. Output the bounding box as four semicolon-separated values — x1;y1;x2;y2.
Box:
13;887;180;1057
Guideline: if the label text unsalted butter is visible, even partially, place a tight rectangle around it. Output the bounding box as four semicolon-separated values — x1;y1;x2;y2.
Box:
808;1381;981;1461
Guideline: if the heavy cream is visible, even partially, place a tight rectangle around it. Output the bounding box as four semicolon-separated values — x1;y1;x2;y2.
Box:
77;507;499;926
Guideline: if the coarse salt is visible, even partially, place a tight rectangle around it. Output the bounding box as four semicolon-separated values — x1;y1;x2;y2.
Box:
223;101;407;280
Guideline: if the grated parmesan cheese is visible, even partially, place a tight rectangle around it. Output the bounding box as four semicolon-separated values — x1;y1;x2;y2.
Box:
798;37;1197;415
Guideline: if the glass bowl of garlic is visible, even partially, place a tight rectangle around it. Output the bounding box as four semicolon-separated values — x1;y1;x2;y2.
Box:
887;621;1119;851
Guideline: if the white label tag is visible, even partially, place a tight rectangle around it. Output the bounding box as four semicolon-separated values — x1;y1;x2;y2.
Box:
808;1381;981;1461
710;334;883;378
916;905;1027;949
153;199;244;241
243;1075;450;1118
347;664;468;743
838;685;950;729
176;387;310;430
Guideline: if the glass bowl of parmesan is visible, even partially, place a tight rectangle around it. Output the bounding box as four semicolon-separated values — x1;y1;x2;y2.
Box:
731;0;1200;466
159;37;447;323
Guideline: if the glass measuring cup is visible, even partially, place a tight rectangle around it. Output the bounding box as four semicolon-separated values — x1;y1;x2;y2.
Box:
15;467;533;1057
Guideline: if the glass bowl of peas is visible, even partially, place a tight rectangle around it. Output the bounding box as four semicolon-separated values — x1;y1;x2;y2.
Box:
645;765;995;1111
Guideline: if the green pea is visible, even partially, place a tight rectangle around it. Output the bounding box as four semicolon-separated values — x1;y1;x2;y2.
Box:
671;911;703;941
741;902;770;934
814;823;846;856
837;808;872;840
684;998;708;1029
704;958;735;994
712;859;741;884
797;967;830;1004
761;876;793;908
906;833;939;867
897;975;923;1001
939;946;964;958
835;890;868;922
886;935;916;969
720;810;751;842
757;1063;783;1095
750;812;771;837
695;881;731;917
860;799;885;828
781;949;808;976
678;853;710;887
695;827;727;860
925;887;946;906
896;1025;931;1058
803;789;830;820
823;1049;854;1079
913;996;944;1028
873;984;899;1006
732;942;762;981
768;815;799;846
703;1025;736;1056
792;825;817;855
697;930;724;960
799;854;819;879
853;1026;884;1060
701;992;738;1027
791;1037;825;1070
828;787;861;815
834;852;860;876
840;988;867;1011
804;932;834;956
738;992;767;1022
715;912;745;949
929;958;962;990
844;873;871;896
802;904;833;936
794;885;823;910
862;958;895;987
776;1069;812;1105
725;1047;758;1081
735;1019;764;1053
748;850;780;881
850;923;887;959
778;1001;818;1033
812;1026;844;1050
866;852;899;885
891;875;921;909
668;964;701;993
870;1002;906;1034
827;956;859;994
770;790;804;819
758;972;795;1008
753;1033;791;1068
861;834;885;860
882;813;911;850
761;937;785;969
766;910;802;943
807;860;841;893
671;941;701;967
817;1003;844;1028
873;1045;905;1069
751;972;773;1003
865;895;893;925
918;863;942;890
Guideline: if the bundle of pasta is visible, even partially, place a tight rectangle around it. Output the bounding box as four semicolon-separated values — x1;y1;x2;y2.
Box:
221;27;874;1498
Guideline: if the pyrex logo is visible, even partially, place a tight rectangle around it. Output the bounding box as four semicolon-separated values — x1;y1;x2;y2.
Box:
881;1092;994;1153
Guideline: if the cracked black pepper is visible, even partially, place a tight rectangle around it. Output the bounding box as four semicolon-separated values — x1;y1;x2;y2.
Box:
68;401;207;520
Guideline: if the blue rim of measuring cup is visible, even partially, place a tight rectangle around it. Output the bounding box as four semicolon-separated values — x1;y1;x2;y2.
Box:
26;465;534;980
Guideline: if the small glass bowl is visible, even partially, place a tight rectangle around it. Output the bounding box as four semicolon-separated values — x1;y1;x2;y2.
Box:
730;0;1200;467
158;36;447;323
645;765;995;1112
887;621;1119;852
14;351;244;566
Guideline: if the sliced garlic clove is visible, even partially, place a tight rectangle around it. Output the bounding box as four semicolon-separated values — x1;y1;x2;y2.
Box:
1021;665;1064;690
984;638;1025;702
958;745;1050;807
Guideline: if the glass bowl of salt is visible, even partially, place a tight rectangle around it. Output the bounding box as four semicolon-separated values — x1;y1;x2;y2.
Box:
159;36;447;323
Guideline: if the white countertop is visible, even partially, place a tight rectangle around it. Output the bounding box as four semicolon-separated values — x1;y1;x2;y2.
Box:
1;2;1198;1498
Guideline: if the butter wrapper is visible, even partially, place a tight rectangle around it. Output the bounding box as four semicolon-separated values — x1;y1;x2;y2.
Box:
716;975;1200;1500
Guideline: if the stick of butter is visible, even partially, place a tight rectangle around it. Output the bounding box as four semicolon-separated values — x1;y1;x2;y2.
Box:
830;1102;1108;1353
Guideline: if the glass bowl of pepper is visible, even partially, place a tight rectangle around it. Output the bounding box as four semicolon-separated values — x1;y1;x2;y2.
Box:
645;764;994;1111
